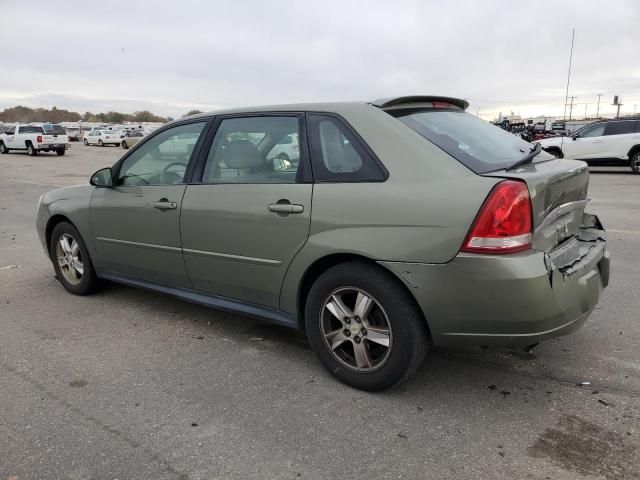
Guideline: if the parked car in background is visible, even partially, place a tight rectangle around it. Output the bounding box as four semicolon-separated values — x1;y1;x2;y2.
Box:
36;96;609;390
65;126;82;141
83;130;121;147
537;118;640;173
0;124;69;156
265;132;300;164
121;130;145;149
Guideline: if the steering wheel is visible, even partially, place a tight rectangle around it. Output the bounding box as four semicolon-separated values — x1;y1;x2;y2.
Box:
161;162;187;184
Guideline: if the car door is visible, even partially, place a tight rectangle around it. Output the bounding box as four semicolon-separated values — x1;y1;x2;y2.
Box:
602;120;639;158
180;114;313;308
5;127;15;148
564;122;606;159
90;120;209;287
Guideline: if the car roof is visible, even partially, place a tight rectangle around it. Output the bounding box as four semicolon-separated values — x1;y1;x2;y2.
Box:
179;95;469;123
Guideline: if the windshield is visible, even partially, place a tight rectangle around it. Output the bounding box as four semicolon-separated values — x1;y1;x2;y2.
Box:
388;108;552;173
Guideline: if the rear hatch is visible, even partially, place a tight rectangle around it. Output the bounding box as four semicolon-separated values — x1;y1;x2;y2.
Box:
383;101;607;275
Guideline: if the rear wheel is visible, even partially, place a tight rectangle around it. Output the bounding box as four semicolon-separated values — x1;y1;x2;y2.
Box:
50;222;98;295
27;143;37;156
0;142;8;154
305;261;429;391
98;139;104;147
122;140;128;149
630;151;640;174
83;138;89;145
56;148;65;156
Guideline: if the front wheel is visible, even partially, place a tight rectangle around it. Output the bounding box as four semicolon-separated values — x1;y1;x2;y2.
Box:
98;139;104;147
0;142;8;154
630;151;640;174
122;140;128;149
50;222;98;295
305;261;429;391
83;138;89;145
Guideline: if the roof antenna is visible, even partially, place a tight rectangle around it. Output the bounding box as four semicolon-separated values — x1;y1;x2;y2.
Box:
560;28;575;152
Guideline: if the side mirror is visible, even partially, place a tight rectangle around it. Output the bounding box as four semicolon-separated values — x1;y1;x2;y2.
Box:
571;134;579;140
90;167;114;187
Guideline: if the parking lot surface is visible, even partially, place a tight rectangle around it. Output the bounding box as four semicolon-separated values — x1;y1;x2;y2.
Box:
1;144;639;480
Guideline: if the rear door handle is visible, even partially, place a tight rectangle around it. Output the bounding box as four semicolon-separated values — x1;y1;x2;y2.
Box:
152;199;177;210
592;140;603;143
268;203;304;214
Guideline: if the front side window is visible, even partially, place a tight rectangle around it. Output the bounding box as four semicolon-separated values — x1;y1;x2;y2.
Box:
604;121;636;136
202;116;301;184
579;123;606;138
307;114;386;181
118;122;205;186
5;127;14;134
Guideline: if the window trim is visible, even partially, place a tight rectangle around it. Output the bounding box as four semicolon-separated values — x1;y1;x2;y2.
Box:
111;117;213;186
306;112;389;183
190;112;313;185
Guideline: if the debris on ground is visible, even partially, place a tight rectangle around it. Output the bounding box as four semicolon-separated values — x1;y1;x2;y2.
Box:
0;264;20;270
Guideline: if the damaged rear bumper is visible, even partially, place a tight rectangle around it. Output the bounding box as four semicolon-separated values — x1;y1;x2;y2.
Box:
379;214;609;347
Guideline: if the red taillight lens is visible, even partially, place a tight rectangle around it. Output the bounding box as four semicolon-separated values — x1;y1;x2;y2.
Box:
36;135;42;143
461;180;532;254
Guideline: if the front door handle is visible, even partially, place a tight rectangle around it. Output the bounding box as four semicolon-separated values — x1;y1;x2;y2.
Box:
152;199;177;210
591;140;603;143
268;203;304;214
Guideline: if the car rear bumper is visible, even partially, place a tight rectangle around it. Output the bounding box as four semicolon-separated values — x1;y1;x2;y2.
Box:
37;143;70;150
379;230;609;347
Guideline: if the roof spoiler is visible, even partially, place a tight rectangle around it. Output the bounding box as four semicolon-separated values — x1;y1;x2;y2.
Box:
371;95;469;111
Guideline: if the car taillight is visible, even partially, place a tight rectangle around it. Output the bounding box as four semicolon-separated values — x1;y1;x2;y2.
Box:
461;180;532;254
37;135;42;143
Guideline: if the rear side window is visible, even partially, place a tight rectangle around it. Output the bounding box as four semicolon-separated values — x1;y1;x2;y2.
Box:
604;121;636;136
307;114;387;182
388;108;552;173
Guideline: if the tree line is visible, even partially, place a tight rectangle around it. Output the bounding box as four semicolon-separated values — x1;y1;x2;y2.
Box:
0;105;172;124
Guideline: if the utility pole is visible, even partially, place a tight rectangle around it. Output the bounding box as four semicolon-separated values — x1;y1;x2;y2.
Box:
568;96;576;121
596;94;602;118
476;107;480;117
562;28;575;124
635;104;637;116
584;103;588;119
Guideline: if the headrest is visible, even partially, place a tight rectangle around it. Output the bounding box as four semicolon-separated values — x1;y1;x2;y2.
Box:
224;140;264;169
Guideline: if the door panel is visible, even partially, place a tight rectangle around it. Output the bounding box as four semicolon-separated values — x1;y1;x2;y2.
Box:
180;183;312;307
90;185;190;286
89;120;208;286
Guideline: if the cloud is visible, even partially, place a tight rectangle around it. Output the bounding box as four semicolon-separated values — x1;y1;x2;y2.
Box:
1;0;639;119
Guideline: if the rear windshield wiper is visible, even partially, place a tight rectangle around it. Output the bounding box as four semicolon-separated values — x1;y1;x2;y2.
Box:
506;143;542;171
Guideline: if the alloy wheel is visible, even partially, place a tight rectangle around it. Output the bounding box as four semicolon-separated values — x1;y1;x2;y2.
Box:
56;233;84;285
319;287;392;372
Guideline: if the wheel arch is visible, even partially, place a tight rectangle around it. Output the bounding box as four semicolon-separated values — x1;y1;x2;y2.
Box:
627;144;640;160
295;253;431;337
45;214;76;258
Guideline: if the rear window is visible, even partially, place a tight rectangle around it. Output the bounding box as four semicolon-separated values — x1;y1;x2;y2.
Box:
43;125;67;135
388;108;551;173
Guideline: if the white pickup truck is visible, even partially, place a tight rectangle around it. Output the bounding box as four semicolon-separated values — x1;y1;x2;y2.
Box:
0;124;70;156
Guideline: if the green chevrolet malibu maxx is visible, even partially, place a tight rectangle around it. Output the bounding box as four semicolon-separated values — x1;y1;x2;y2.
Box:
36;96;609;390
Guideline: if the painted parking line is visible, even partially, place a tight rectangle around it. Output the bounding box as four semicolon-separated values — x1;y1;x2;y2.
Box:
607;229;640;235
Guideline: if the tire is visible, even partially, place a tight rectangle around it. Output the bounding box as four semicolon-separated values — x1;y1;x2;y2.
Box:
305;261;429;391
0;142;8;154
98;139;104;147
122;140;128;149
83;138;89;145
56;148;66;156
49;221;98;295
27;143;37;156
630;151;640;174
277;152;289;161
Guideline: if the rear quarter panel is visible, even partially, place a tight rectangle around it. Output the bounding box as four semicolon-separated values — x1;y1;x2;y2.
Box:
279;105;499;314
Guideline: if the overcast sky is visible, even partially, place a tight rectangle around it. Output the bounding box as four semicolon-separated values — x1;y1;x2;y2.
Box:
1;0;639;120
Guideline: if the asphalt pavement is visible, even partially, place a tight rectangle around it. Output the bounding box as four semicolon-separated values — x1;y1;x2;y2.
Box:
1;144;639;480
